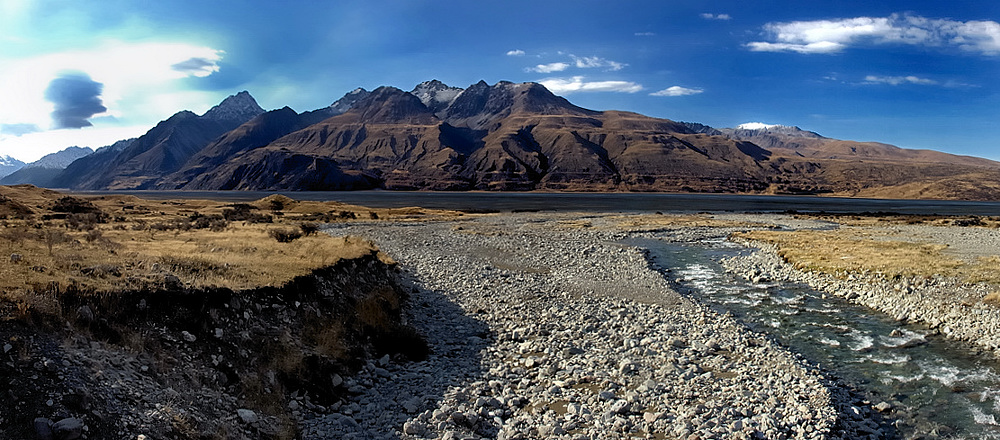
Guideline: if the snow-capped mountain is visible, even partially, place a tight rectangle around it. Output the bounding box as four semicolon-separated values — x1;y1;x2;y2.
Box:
736;122;779;130
410;80;464;113
0;155;26;179
22;146;94;169
731;122;824;139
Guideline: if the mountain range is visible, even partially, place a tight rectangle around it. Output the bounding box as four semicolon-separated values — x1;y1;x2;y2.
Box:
1;146;95;187
24;80;1000;200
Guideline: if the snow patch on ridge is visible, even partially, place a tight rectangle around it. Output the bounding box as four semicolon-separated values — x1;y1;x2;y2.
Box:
737;122;780;130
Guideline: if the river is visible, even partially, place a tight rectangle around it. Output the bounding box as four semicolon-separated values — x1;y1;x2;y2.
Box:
630;237;1000;439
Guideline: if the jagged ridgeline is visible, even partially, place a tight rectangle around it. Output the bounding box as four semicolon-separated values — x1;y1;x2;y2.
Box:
39;80;1000;200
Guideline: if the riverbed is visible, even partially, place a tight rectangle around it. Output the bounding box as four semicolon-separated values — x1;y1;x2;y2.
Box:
633;236;1000;439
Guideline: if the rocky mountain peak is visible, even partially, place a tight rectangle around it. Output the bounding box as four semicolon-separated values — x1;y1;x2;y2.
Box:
410;80;464;114
24;146;94;169
0;155;24;167
329;88;371;115
350;86;437;124
201;91;265;126
0;155;25;179
731;122;824;139
680;122;722;135
442;80;592;129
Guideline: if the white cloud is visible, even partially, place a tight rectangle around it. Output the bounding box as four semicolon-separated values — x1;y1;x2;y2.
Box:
863;75;938;85
0;40;223;129
528;62;570;73
570;55;626;71
701;13;731;21
506;49;525;56
746;41;845;54
0;39;224;160
635;32;656;37
538;76;643;94
747;14;1000;55
650;86;704;97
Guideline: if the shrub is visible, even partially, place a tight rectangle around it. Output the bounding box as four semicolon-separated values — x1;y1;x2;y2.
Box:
84;229;103;243
268;228;302;243
189;213;229;231
52;196;104;215
223;204;272;223
299;222;320;236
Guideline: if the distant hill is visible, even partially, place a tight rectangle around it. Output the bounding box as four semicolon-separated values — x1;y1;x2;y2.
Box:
44;81;1000;200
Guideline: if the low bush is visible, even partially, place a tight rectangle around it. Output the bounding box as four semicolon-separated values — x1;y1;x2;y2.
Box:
268;228;303;243
299;222;320;236
223;204;272;223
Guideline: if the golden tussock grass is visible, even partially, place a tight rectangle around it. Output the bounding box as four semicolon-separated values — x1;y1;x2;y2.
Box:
736;229;1000;286
0;186;463;312
790;212;1000;228
613;214;765;232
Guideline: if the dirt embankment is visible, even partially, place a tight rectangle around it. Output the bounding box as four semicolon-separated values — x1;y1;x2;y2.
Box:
0;186;432;439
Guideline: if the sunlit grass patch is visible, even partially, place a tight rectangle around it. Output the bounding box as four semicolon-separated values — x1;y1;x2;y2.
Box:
736;229;1000;287
613;213;765;232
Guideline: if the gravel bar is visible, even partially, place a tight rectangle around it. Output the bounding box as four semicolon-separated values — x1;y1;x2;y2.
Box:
302;213;841;440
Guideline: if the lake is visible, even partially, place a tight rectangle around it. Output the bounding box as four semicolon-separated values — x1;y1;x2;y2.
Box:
69;190;1000;216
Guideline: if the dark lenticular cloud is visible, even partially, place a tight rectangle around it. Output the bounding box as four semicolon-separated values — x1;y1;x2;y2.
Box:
44;72;107;129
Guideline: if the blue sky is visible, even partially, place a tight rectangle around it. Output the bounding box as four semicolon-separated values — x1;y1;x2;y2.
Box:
1;0;999;162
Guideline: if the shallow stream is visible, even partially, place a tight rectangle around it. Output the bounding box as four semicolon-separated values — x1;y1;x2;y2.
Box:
630;237;1000;439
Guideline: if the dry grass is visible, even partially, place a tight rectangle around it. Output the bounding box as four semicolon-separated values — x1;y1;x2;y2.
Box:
737;229;1000;286
0;186;463;313
790;212;1000;228
612;213;765;232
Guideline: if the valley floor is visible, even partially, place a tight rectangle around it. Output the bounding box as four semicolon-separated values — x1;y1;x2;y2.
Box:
302;213;905;440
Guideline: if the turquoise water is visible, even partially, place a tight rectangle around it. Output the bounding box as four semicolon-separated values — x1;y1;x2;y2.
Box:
632;237;1000;439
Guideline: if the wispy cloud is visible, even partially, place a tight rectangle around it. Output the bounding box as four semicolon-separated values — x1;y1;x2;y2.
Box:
570;55;626;71
863;75;937;85
528;62;570;73
635;32;656;37
539;76;643;94
0;123;41;137
526;54;628;74
650;86;704;97
747;14;1000;55
701;13;731;21
506;49;526;56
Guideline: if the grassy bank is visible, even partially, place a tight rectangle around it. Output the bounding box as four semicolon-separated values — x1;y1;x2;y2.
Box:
734;215;1000;290
0;185;457;439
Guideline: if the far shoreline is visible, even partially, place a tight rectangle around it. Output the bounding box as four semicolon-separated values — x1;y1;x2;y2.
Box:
54;187;1000;216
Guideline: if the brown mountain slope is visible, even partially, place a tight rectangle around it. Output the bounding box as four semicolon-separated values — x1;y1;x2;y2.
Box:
181;82;777;192
721;125;1000;169
58;80;1000;200
57;92;264;190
